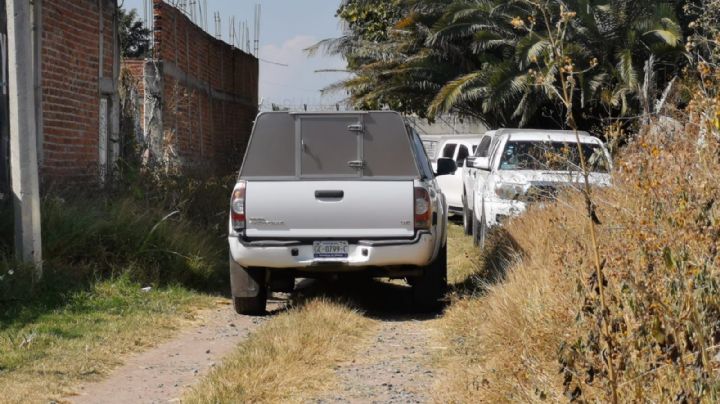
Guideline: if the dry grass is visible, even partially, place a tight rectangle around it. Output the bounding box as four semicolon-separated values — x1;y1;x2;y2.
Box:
446;222;480;286
184;299;376;403
434;101;720;401
0;278;214;403
0;190;229;403
436;207;582;403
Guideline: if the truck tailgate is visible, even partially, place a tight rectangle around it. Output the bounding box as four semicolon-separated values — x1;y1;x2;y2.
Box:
245;181;415;239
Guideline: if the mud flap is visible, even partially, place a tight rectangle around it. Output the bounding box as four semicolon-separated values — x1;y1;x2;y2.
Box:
229;256;264;298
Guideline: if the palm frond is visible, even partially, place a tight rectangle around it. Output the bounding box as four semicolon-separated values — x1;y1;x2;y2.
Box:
428;71;484;117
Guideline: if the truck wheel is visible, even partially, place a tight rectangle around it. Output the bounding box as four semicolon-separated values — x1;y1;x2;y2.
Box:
412;244;448;312
233;291;267;315
232;267;267;315
462;195;472;236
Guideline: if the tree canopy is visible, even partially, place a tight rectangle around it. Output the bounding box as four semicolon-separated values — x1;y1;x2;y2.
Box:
119;7;151;59
312;0;688;130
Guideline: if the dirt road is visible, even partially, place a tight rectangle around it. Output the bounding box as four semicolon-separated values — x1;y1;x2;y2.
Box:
70;279;442;403
307;279;440;404
315;319;436;403
69;298;286;404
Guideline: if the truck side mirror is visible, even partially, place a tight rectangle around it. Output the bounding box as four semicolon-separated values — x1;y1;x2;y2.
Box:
435;157;457;176
465;156;476;167
472;157;490;171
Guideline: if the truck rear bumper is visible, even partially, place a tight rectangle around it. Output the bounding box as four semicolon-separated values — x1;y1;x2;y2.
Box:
229;231;436;269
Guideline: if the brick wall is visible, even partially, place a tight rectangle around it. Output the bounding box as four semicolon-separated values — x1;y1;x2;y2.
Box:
123;0;258;175
122;59;145;130
40;0;119;184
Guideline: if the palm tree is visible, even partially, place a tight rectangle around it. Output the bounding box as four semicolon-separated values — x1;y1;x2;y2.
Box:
308;0;458;117
312;0;686;129
427;0;685;128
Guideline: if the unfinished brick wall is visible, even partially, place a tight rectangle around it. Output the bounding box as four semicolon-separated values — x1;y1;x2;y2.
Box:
40;0;119;184
123;0;258;175
122;60;145;114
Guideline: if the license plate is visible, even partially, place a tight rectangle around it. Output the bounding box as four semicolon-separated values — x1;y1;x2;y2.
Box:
313;241;349;259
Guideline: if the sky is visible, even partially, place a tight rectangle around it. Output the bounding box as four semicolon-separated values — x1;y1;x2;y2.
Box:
121;0;351;110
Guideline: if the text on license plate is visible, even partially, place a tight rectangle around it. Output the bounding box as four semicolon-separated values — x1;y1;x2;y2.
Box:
313;241;349;258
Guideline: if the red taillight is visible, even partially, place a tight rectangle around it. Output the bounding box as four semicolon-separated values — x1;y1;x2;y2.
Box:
414;187;431;230
231;181;246;230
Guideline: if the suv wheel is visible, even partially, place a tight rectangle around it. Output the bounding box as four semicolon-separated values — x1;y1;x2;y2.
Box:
462;194;472;236
232;267;268;315
411;244;448;312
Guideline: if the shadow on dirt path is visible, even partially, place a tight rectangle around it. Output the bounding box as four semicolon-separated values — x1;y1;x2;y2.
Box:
291;276;444;321
291;277;441;403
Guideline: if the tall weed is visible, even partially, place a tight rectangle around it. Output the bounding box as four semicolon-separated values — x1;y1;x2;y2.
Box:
0;175;232;304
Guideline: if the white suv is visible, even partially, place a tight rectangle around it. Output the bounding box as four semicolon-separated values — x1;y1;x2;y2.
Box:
471;129;612;246
228;112;457;314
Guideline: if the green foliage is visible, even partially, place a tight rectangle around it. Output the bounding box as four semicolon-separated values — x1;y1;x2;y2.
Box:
0;171;235;305
0;198;226;303
317;0;687;129
119;7;151;58
0;172;229;400
337;0;402;43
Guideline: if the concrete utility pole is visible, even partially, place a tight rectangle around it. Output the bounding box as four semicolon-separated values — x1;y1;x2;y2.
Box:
6;0;42;277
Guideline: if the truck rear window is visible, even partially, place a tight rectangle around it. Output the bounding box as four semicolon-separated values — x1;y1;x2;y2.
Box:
240;112;420;178
240;113;296;177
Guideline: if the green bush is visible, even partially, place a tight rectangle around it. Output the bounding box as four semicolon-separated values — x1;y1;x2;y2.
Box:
0;176;231;304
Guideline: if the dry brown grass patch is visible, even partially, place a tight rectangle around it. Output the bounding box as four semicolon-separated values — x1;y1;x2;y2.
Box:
434;109;720;402
435;203;586;403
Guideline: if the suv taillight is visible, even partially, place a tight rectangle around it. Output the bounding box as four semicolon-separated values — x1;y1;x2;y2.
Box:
231;181;246;230
414;187;431;230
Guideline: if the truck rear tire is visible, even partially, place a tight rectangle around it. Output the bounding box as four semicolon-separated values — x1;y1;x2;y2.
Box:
412;244;447;312
232;267;267;315
233;292;267;315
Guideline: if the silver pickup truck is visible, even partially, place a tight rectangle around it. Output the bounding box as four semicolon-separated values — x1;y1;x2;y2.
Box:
228;111;457;314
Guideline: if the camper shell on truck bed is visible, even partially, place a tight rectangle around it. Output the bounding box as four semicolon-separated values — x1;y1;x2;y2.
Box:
228;111;453;315
238;112;428;240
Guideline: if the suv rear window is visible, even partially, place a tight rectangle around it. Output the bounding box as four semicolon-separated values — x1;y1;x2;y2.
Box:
240;112;420;178
441;143;457;159
456;145;469;167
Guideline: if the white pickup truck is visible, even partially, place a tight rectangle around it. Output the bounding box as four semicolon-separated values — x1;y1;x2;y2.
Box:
469;129;612;246
228;112;457;314
431;136;484;215
461;131;497;235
